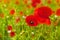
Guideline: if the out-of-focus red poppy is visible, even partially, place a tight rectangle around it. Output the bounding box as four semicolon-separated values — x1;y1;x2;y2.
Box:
56;0;59;3
9;9;15;15
34;6;52;25
34;15;51;25
25;15;38;26
56;8;60;16
10;31;15;37
0;13;4;18
47;0;52;4
19;11;23;16
56;0;60;6
45;18;51;25
15;17;20;23
15;0;20;5
7;25;12;31
34;6;53;18
24;0;28;4
31;0;41;7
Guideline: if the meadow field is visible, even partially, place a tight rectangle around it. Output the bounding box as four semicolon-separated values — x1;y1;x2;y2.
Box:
0;0;60;40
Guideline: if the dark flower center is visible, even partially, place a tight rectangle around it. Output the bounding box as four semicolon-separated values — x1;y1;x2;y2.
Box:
30;21;34;24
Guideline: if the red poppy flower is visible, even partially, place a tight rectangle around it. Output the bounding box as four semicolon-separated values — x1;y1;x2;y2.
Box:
10;31;15;37
24;0;28;4
15;0;20;5
56;0;59;3
19;11;23;16
7;25;12;31
25;15;38;26
0;13;4;18
31;0;41;7
56;8;60;16
10;9;15;15
34;15;51;25
45;18;51;25
34;6;52;25
15;17;20;23
34;14;50;24
56;0;60;6
34;6;52;18
47;0;52;4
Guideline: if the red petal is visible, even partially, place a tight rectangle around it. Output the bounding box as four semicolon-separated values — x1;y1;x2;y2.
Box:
34;6;53;18
47;0;52;4
10;32;15;37
15;17;20;23
56;8;60;16
19;11;23;16
31;0;41;7
10;9;15;15
26;15;38;26
15;0;20;5
7;25;12;31
45;18;51;25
